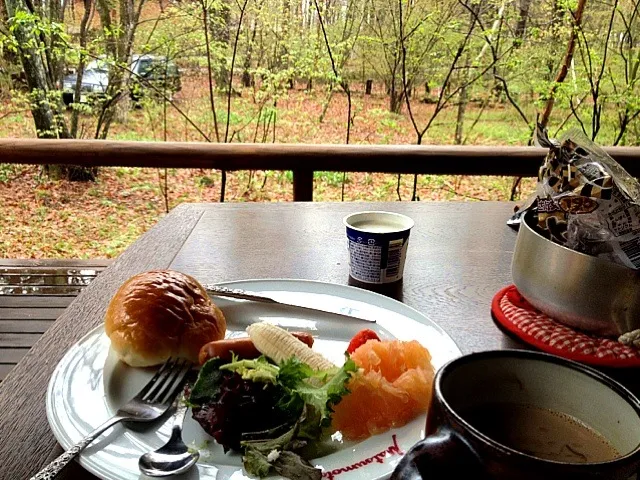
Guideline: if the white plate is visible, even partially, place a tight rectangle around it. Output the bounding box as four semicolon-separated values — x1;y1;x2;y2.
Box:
47;279;461;480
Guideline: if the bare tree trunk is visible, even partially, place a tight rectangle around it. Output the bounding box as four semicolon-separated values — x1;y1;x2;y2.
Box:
389;87;403;113
0;0;7;23
540;0;587;127
95;0;145;137
455;1;504;144
4;0;101;180
514;0;531;40
114;0;136;123
71;0;93;137
454;54;470;145
212;0;230;89
365;79;372;94
114;78;131;125
281;0;293;84
242;18;259;88
4;0;69;139
318;87;334;123
48;0;66;87
389;74;405;113
0;0;17;73
201;0;221;141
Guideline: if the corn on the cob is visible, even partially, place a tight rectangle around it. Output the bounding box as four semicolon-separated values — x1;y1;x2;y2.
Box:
247;322;335;370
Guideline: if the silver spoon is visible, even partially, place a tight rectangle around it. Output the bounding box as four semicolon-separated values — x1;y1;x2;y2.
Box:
139;390;199;477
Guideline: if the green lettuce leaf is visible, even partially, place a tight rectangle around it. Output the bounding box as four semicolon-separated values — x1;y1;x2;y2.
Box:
220;356;279;384
278;356;357;437
192;353;357;479
241;421;298;454
243;448;272;478
277;357;316;388
273;451;322;480
188;358;226;407
241;421;321;479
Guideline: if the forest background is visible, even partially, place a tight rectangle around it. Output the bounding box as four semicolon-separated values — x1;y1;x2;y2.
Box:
0;0;638;258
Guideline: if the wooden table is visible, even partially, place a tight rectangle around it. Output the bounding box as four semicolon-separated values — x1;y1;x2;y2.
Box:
0;259;112;381
0;202;636;479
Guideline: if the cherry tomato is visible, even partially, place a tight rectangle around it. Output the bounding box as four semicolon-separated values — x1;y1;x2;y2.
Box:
347;329;381;354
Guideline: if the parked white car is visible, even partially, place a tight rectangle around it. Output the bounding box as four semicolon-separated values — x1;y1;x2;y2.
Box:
62;55;181;105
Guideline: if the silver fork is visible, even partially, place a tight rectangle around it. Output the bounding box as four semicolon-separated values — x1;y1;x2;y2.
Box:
30;357;193;480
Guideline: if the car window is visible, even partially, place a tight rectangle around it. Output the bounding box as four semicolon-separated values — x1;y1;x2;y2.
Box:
132;57;178;77
86;60;108;73
136;59;154;75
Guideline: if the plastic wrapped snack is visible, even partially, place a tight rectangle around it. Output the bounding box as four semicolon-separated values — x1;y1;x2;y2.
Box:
533;125;640;270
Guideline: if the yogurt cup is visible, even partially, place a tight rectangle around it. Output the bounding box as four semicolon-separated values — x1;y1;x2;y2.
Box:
343;211;414;284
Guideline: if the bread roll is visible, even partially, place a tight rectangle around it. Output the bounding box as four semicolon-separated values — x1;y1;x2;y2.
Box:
105;270;226;367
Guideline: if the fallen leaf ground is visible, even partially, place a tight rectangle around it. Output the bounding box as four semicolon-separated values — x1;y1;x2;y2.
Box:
0;76;538;259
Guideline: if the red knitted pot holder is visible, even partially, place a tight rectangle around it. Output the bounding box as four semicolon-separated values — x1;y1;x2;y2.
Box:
492;285;640;368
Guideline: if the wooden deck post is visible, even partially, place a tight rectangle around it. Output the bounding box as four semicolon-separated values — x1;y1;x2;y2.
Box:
293;169;313;201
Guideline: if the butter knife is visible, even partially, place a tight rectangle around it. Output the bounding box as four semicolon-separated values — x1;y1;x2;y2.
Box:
204;285;376;323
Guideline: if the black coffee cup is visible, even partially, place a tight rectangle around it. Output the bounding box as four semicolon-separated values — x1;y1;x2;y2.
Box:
391;350;640;480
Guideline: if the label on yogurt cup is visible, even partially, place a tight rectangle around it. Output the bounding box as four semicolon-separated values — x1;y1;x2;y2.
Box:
344;211;414;284
346;228;410;284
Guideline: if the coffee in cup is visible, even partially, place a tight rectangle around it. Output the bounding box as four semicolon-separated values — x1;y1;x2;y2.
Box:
461;402;618;463
391;350;640;480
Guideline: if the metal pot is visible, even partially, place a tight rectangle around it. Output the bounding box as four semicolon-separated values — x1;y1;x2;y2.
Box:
511;211;640;336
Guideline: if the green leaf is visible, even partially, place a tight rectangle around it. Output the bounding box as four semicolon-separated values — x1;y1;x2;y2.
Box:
243;448;273;478
241;422;298;454
241;423;297;478
220;356;279;384
188;358;226;406
295;357;357;429
277;356;357;437
273;451;322;480
277;357;315;388
241;423;322;480
297;404;323;439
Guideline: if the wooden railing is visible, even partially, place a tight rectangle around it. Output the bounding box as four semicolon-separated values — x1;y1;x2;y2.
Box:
2;139;640;201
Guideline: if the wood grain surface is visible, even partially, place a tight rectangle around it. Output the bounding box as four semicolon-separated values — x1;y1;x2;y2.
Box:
1;201;638;480
0;303;68;371
169;202;522;356
0;203;205;480
0;296;76;308
0;263;108;381
170;203;640;396
0;259;112;267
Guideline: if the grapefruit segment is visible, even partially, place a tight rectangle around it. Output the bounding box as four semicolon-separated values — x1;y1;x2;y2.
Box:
332;340;435;440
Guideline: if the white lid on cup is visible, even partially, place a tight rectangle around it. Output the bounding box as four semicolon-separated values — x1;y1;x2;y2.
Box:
343;211;414;234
